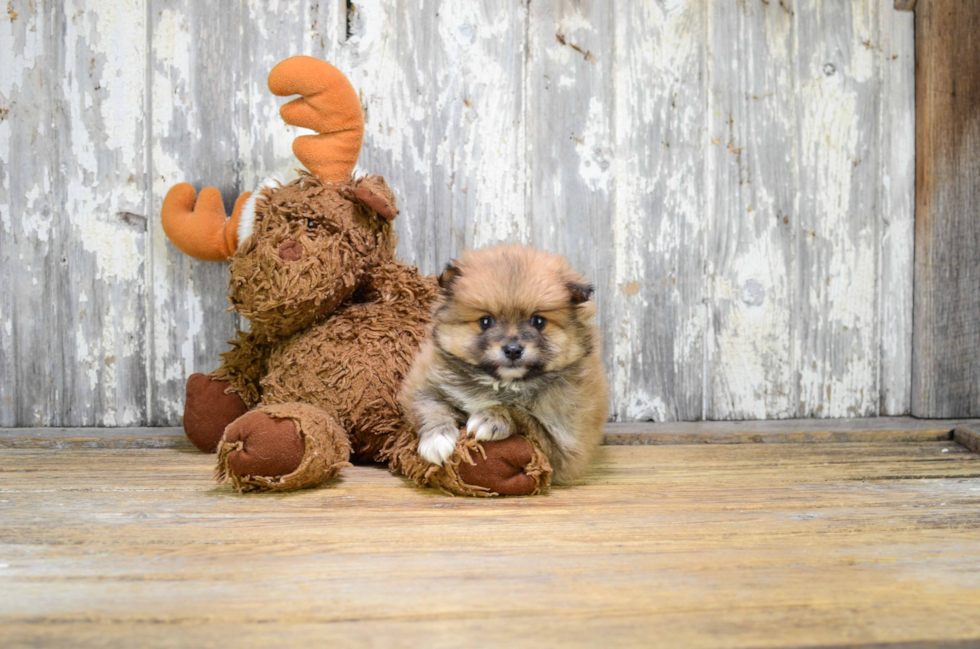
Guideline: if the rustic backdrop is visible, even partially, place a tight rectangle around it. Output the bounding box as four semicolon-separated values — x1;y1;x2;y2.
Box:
0;0;914;426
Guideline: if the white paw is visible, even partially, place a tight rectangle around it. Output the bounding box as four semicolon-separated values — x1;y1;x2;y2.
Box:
466;410;512;442
418;424;459;466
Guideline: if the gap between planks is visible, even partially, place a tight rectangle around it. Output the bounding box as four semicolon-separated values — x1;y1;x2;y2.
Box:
1;418;979;453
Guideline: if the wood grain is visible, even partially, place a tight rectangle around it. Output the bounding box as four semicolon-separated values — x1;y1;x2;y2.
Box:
954;427;980;455
604;416;974;445
0;426;189;449
877;0;916;415
351;0;529;275
705;0;796;419
795;0;880;418
6;417;980;449
1;443;979;647
705;0;914;419
147;0;244;424
237;0;339;191
911;0;980;418
610;0;705;422
0;0;919;425
526;0;616;402
0;0;148;426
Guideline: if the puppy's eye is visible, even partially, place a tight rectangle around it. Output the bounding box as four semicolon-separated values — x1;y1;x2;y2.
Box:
530;315;547;331
478;315;495;331
306;218;317;230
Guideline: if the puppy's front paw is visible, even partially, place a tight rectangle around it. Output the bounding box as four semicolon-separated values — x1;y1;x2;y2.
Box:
418;423;460;466
466;409;513;442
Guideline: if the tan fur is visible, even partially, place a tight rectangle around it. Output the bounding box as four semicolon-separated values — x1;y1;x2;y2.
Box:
400;244;609;484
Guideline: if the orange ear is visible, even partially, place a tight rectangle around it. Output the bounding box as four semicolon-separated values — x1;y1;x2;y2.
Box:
161;184;250;262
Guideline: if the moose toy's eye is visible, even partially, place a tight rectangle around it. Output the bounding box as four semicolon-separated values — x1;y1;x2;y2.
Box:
530;315;547;331
306;218;317;229
478;315;495;331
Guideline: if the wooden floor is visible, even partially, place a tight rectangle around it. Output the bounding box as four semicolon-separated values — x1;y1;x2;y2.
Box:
3;424;980;647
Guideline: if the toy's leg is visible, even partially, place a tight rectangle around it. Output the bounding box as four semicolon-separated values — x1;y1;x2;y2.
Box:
183;374;249;452
215;402;351;492
387;425;551;497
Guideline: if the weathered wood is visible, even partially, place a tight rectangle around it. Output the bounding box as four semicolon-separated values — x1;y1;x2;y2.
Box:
2;443;980;646
954;427;980;455
0;426;188;449
705;0;797;419
351;0;529;275
6;417;977;449
0;0;148;427
1;0;919;425
4;623;980;649
610;0;705;421
146;0;246;425
526;0;616;413
605;416;971;445
894;0;917;11
877;0;916;415
795;0;881;418
237;0;337;189
705;0;914;419
911;0;980;418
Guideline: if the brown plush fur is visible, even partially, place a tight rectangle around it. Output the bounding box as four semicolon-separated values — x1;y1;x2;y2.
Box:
399;244;609;485
195;173;551;496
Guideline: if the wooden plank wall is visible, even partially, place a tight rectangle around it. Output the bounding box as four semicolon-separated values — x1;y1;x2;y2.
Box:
0;0;915;426
911;0;980;418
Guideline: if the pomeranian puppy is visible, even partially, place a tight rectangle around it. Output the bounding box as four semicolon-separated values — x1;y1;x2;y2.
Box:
399;244;608;485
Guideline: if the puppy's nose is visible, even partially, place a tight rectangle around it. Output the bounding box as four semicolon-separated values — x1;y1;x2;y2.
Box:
503;342;524;361
278;240;302;261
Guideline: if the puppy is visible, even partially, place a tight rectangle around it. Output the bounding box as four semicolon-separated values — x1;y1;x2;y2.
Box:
399;244;608;485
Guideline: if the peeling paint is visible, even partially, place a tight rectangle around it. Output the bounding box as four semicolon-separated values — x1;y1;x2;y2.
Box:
611;0;705;421
1;0;915;426
575;96;612;192
1;0;147;426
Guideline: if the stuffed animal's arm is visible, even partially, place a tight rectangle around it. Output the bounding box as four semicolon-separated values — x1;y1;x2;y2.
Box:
209;330;273;408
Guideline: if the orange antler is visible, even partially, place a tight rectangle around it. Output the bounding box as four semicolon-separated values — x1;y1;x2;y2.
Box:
162;184;251;262
268;56;364;183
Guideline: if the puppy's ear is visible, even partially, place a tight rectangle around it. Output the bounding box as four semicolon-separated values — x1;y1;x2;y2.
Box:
567;282;594;305
439;263;461;291
350;175;398;221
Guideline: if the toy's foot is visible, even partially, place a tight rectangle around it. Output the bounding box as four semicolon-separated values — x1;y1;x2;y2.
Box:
215;402;352;493
221;411;306;478
458;436;541;496
184;374;248;452
385;426;551;497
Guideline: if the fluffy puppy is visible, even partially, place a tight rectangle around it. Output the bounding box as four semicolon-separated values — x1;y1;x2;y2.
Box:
399;244;609;485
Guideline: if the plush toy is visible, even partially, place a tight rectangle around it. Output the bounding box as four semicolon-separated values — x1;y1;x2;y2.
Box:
161;56;551;496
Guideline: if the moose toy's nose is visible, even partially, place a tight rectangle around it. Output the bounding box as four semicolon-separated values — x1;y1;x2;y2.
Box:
278;240;303;261
502;342;524;361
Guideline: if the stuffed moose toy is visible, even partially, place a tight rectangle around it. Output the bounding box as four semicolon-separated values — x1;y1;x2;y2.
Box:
161;56;551;496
